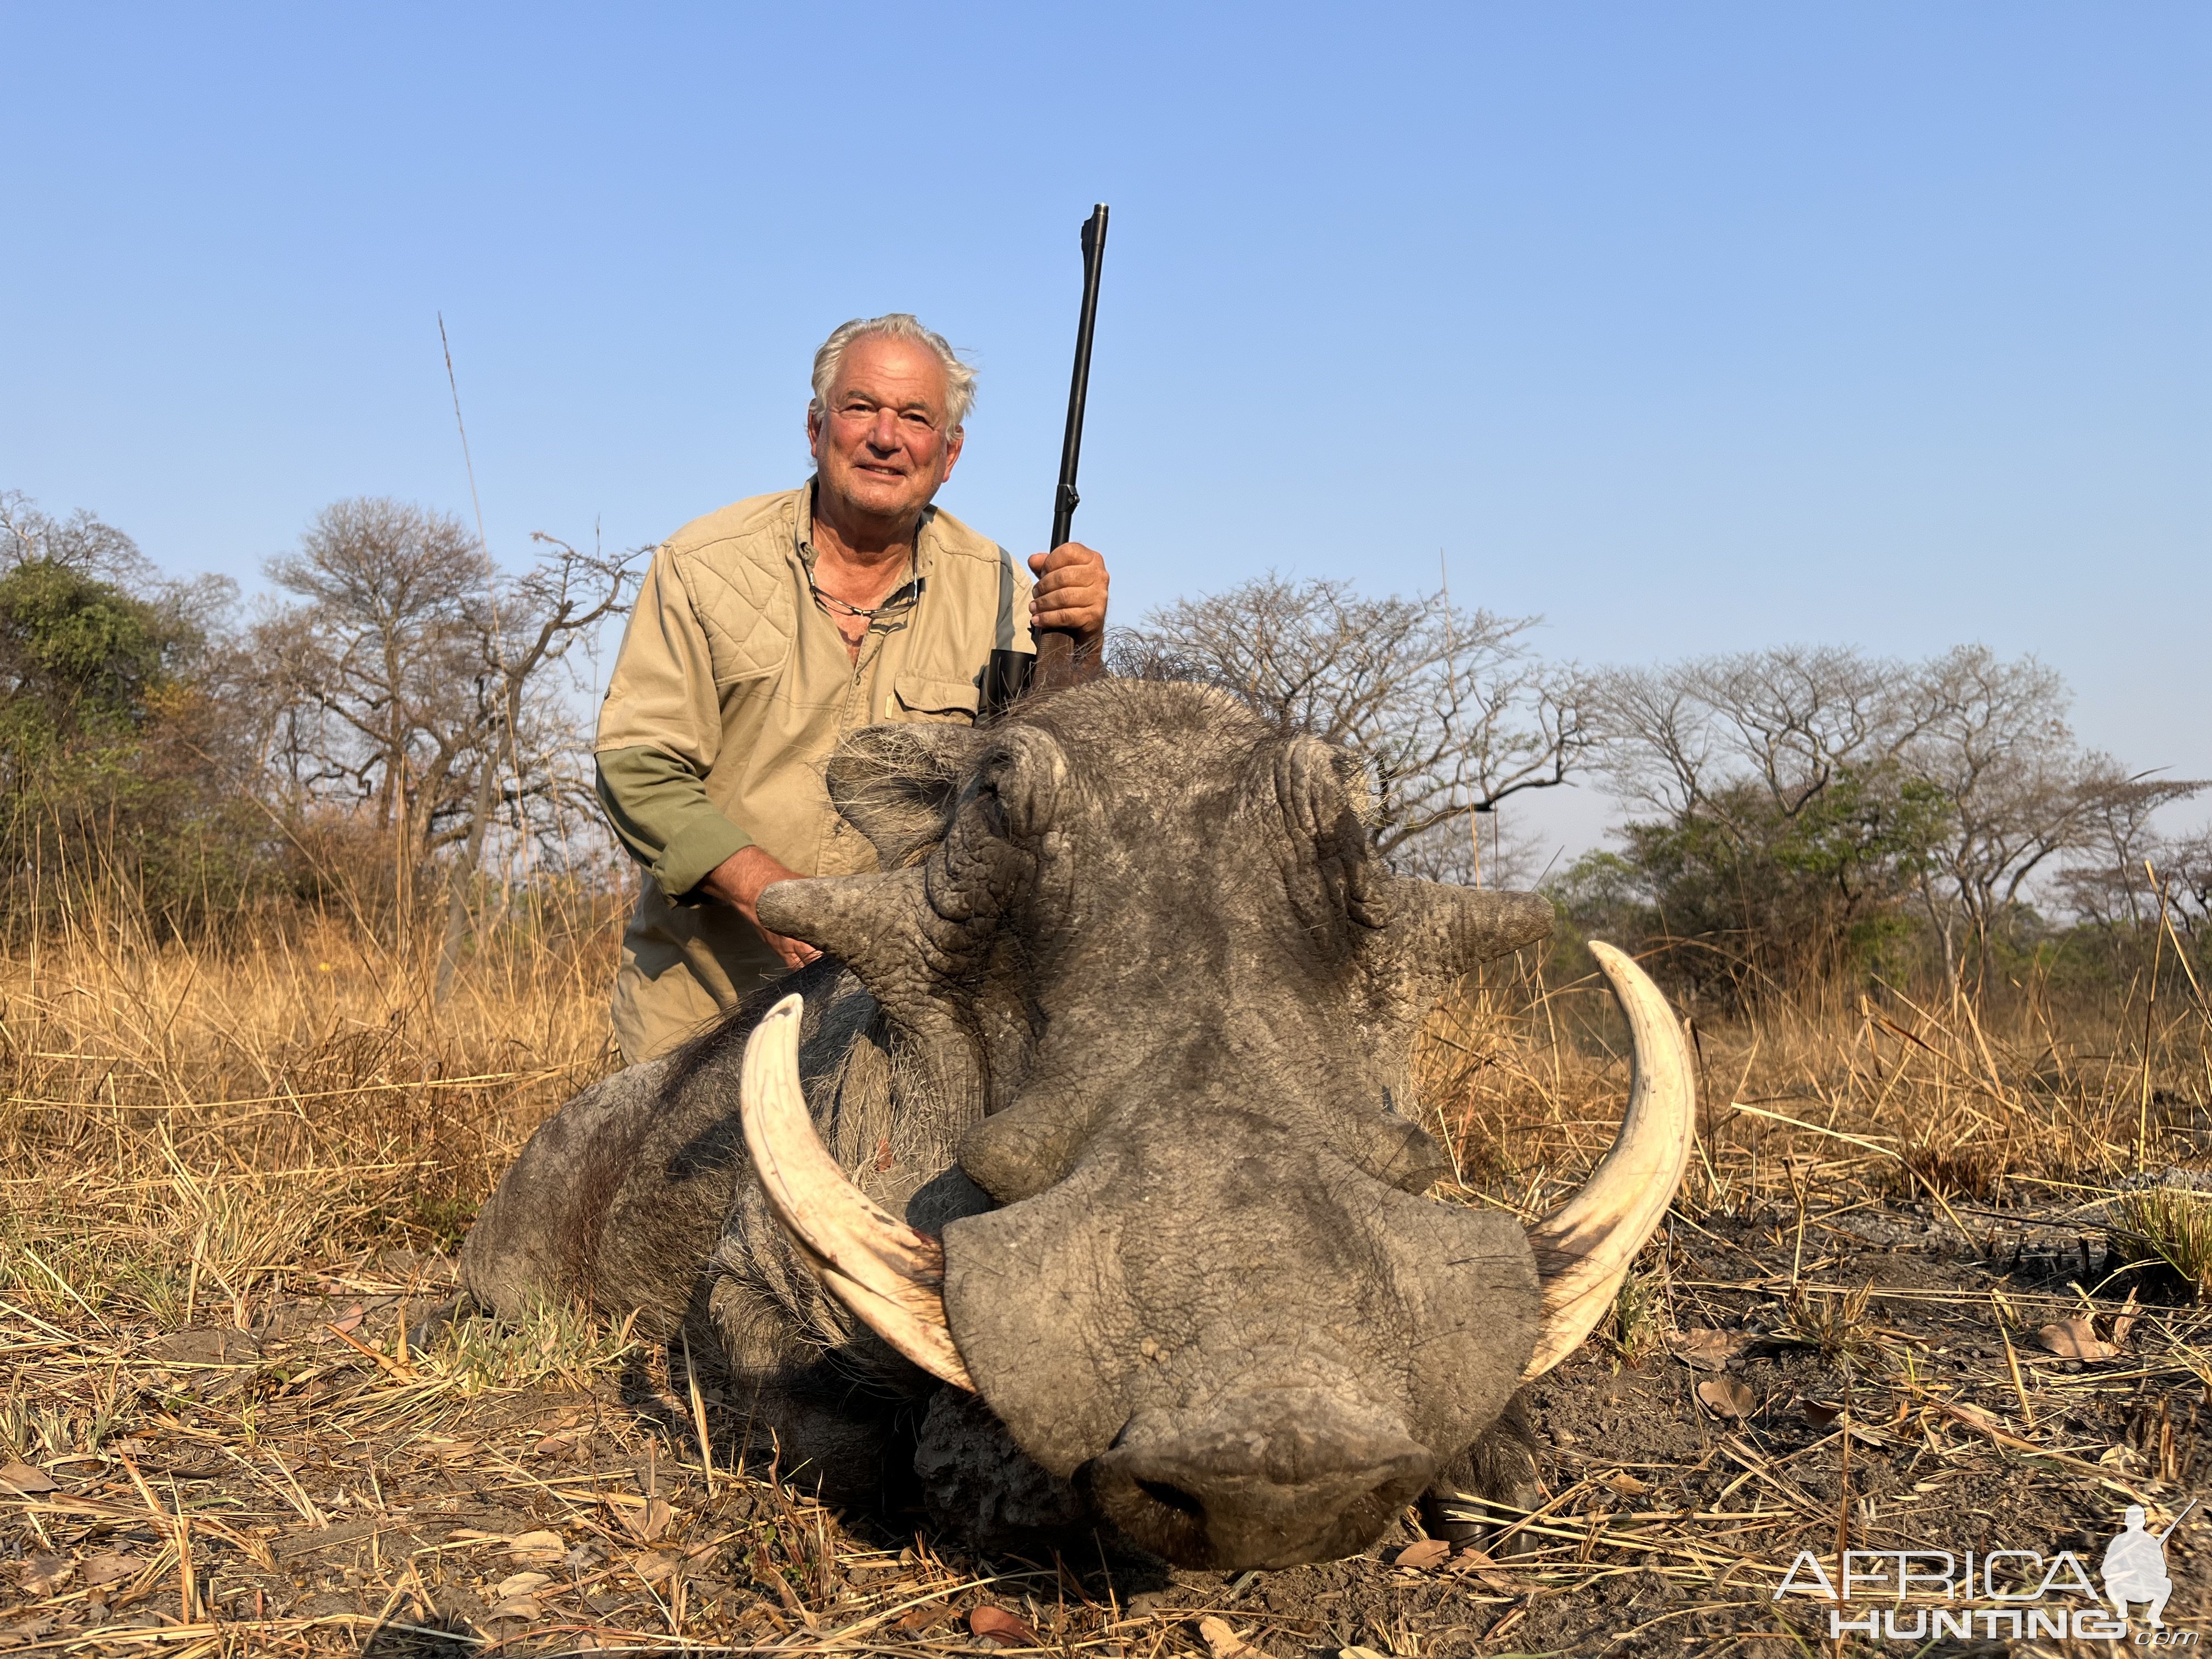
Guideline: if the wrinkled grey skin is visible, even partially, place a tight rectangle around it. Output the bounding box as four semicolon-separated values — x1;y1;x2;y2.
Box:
463;680;1556;1569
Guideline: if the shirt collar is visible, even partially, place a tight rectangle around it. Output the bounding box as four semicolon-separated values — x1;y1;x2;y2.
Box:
796;477;941;580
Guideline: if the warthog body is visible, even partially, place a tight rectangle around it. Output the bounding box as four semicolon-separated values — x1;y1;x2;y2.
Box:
462;679;1687;1567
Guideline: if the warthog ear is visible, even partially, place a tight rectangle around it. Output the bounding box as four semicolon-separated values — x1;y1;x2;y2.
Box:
827;725;990;869
1272;735;1387;935
763;726;1074;1115
765;726;1072;973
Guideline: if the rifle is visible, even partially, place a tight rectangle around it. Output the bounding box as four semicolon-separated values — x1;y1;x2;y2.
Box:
984;203;1109;712
2158;1497;2198;1543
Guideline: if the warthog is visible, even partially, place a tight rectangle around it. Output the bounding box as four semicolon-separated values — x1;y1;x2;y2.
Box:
461;679;1691;1568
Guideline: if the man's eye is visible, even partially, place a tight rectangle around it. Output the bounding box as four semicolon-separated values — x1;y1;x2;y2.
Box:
900;411;935;427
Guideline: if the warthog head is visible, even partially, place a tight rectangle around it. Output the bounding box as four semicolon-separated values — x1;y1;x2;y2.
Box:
749;680;1690;1568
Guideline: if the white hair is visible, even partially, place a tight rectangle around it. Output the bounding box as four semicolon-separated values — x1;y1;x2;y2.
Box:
810;314;977;434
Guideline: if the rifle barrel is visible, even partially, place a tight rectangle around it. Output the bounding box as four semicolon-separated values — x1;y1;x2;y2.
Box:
2158;1497;2198;1542
1034;204;1109;691
1051;204;1110;550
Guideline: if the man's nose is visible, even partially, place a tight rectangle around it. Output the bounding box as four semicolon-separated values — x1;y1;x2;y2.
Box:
865;410;902;452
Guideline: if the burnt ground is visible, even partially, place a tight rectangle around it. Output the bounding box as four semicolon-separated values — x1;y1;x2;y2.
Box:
3;1194;2209;1658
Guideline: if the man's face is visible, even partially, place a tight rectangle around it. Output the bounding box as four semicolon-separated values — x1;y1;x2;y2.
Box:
808;335;964;528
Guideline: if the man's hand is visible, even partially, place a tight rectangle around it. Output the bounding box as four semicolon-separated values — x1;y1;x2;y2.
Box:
1028;543;1110;645
698;845;820;970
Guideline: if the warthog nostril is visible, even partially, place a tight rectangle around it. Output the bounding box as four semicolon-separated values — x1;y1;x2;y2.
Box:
1085;1402;1436;1569
1137;1478;1205;1520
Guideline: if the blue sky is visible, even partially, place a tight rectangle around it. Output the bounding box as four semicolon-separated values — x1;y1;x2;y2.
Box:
5;4;2207;856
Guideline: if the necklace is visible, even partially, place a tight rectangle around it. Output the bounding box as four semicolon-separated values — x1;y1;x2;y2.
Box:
805;551;922;624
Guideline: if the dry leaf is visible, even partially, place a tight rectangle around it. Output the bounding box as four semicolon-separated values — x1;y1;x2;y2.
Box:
1393;1538;1452;1570
313;1304;365;1341
2036;1318;2120;1362
1696;1376;1755;1419
1341;1647;1392;1659
1671;1328;1752;1370
969;1604;1041;1646
14;1555;71;1595
1800;1397;1842;1426
485;1596;543;1620
79;1554;139;1588
1604;1470;1651;1496
493;1570;554;1601
630;1550;681;1583
625;1497;673;1542
533;1431;583;1459
1199;1615;1262;1659
507;1529;566;1564
896;1601;951;1631
0;1463;59;1494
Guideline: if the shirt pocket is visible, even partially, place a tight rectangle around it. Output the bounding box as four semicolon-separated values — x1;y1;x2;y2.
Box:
891;672;981;725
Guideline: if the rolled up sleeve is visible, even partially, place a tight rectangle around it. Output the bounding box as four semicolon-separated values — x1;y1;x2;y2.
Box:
595;746;751;898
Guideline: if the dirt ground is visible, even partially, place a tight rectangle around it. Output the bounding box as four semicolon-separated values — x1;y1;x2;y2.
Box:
5;1181;2207;1658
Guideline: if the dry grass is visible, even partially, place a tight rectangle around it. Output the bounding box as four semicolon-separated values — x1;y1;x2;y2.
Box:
2;904;2209;1652
2110;1187;2212;1302
0;896;620;1334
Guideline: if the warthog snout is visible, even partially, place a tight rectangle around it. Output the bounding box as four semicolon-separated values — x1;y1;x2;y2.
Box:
1081;1391;1437;1568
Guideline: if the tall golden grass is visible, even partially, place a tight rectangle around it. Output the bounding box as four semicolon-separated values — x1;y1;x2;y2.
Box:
1417;943;2212;1274
4;877;2209;1340
0;882;623;1334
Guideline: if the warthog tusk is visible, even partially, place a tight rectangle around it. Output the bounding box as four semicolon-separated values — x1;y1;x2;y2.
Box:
740;995;977;1390
1520;942;1696;1380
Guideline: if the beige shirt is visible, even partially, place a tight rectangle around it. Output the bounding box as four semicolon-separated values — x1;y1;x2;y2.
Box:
595;483;1032;1061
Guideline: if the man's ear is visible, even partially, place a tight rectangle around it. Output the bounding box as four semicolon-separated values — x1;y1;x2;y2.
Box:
805;405;826;465
938;425;964;484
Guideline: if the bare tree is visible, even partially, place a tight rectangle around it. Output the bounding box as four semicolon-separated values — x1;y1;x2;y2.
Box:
0;489;151;583
262;499;489;856
1590;646;1935;831
2053;778;2210;941
2159;826;2212;943
258;498;635;984
432;531;636;996
1111;574;1587;876
1588;641;2207;985
1894;645;2204;980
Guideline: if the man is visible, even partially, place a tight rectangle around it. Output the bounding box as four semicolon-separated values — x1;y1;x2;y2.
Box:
595;314;1110;1063
2102;1505;2172;1628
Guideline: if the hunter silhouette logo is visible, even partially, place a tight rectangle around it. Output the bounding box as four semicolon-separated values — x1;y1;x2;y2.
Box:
2104;1502;2190;1629
1770;1499;2199;1644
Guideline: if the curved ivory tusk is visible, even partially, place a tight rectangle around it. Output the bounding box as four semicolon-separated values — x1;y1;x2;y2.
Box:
1521;942;1696;1380
740;995;977;1390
